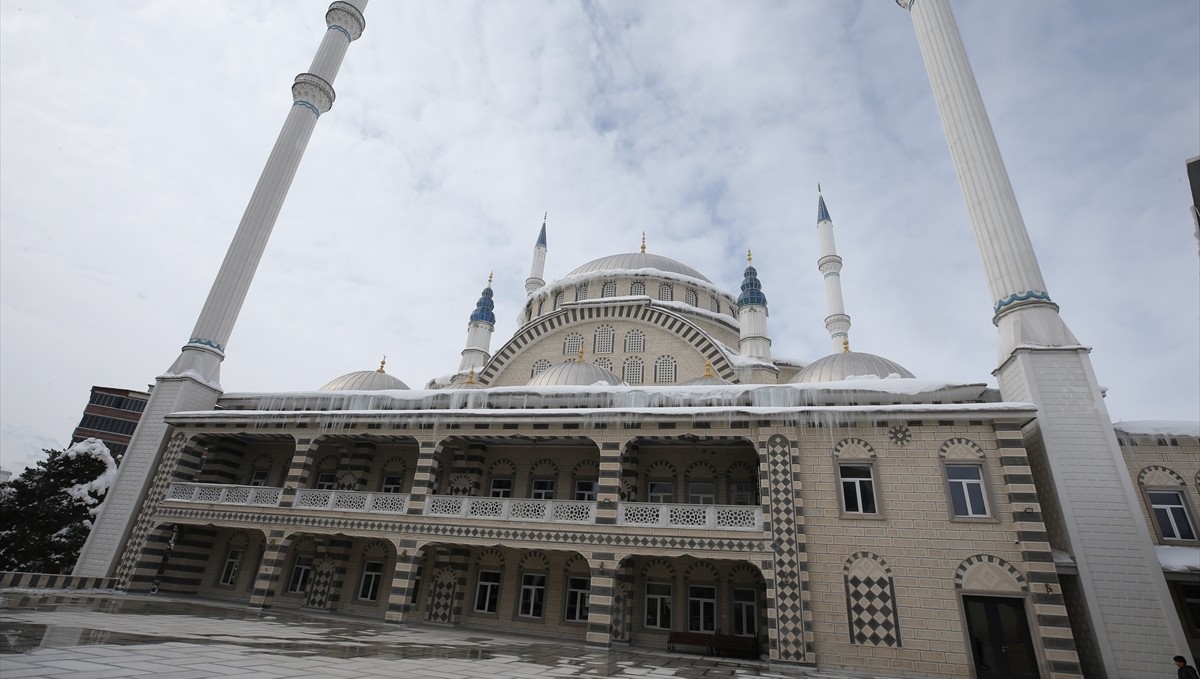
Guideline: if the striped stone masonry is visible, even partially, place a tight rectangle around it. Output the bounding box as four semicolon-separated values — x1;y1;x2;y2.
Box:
0;571;119;591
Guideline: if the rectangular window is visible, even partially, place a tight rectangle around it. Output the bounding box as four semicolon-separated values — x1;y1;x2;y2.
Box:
947;465;989;517
573;480;597;501
688;482;716;505
1149;491;1197;540
474;570;501;613
519;573;546;618
219;549;244;586
531;479;556;500
287;555;314;593
839;465;877;514
731;482;755;506
314;472;336;490
358;561;384;601
649;481;674;503
733;588;756;636
688;585;716;632
489;479;513;498
565;576;590;622
249;470;269;487
645;583;672;629
380;475;404;493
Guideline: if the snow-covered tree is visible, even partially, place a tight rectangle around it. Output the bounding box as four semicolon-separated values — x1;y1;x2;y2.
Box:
0;438;118;573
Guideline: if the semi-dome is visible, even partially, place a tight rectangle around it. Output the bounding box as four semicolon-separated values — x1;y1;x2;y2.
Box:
320;359;410;391
790;351;915;384
566;252;712;283
528;356;625;387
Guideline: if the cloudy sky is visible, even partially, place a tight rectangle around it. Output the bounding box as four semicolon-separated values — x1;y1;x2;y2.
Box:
2;1;1197;474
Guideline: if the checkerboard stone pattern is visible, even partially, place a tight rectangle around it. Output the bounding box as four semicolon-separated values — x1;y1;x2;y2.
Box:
766;434;808;663
116;433;200;588
304;557;336;609
428;567;458;624
844;553;900;647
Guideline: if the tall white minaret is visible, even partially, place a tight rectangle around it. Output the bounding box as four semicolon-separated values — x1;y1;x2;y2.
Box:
737;250;772;362
896;1;1189;675
74;1;368;579
525;213;548;293
816;188;851;353
458;274;496;374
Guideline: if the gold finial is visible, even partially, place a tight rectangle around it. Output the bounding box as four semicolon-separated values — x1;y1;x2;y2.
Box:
577;347;586;363
747;249;753;264
466;367;476;384
378;355;387;373
487;271;493;286
703;359;715;378
842;338;851;353
640;231;646;254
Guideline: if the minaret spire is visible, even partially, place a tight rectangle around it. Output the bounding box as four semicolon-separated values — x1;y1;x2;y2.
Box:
525;213;548;294
736;250;772;362
898;1;1187;673
815;188;851;352
459;273;497;374
74;1;370;580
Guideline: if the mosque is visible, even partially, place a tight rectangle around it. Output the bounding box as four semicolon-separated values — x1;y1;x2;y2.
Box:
60;2;1197;678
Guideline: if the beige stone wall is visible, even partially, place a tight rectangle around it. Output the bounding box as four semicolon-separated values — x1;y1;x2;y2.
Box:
1117;432;1200;545
489;317;719;387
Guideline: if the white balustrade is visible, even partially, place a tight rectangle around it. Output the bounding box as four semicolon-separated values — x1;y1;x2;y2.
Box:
163;482;407;513
618;502;761;531
422;496;596;524
164;482;284;507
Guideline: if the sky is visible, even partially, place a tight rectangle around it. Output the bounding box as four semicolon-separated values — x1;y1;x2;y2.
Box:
1;1;1198;475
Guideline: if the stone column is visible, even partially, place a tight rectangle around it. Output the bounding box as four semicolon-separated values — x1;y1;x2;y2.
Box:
406;438;443;515
595;438;632;525
249;531;289;609
585;557;618;648
280;438;321;507
384;540;422;623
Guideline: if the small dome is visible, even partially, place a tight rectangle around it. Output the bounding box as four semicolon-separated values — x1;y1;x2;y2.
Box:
448;368;484;390
320;360;410;391
680;360;731;386
790;351;915;384
528;360;625;387
566;252;712;283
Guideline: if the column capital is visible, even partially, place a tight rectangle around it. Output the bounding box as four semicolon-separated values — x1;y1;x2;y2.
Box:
292;73;336;114
326;2;366;41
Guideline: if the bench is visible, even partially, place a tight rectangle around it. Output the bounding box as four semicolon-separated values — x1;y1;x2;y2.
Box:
667;631;713;654
712;634;758;659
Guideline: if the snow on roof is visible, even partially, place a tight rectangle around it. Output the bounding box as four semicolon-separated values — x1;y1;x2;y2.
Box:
1156;545;1200;572
1113;421;1200;438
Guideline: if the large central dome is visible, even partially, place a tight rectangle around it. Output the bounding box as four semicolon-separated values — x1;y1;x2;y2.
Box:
567;252;712;283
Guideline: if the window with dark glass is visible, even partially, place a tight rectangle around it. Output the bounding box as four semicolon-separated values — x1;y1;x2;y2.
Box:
288;555;314;593
688;585;716;632
1149;490;1196;540
733;589;756;636
839;465;877;514
565;576;590;621
519;573;546;618
475;570;501;613
946;465;989;517
358;561;384;601
645;583;672;629
219;549;244;586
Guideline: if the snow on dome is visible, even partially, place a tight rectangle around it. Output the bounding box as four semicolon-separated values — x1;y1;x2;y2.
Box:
528;359;626;387
321;368;410;391
567;252;712;283
790;351;915;384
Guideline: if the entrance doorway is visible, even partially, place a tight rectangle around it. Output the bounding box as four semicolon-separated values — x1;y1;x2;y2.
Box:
962;596;1040;679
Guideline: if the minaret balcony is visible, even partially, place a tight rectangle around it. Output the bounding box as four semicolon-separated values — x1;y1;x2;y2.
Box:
163;482;762;532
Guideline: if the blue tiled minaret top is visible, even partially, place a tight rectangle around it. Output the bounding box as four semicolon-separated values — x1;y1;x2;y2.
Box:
737;253;767;307
470;283;496;324
817;193;831;223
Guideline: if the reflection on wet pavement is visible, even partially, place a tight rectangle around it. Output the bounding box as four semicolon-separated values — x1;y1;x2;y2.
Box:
0;592;900;678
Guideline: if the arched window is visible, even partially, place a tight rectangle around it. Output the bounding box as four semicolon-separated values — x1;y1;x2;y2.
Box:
685;289;698;306
564;333;584;356
658;283;673;301
594;325;614;354
623;357;644;384
554;291;565;309
575;284;588;301
594;357;613;372
624;330;645;353
631;281;646;296
601;281;616;298
531;359;552;378
709;296;720;313
654;355;677;383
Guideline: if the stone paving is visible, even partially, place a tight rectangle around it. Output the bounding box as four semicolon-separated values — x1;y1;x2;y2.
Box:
0;592;906;679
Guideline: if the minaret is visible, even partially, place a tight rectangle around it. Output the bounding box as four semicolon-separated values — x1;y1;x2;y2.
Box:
896;1;1188;675
524;213;548;293
73;1;368;579
816;188;852;353
737;250;772;362
458;273;496;374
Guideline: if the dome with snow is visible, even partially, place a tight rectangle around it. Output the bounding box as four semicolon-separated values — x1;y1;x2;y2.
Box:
320;362;410;391
680;361;732;386
789;351;914;383
528;359;625;387
567;252;712;283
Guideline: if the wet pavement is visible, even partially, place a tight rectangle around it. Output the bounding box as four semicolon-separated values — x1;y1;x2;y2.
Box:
0;591;904;678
